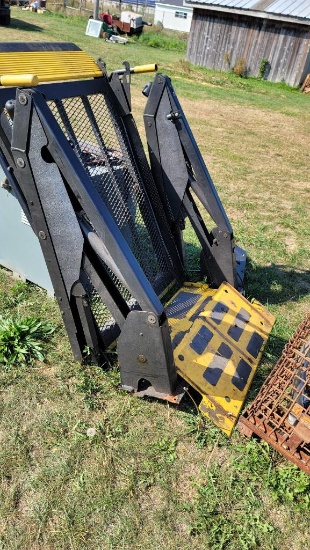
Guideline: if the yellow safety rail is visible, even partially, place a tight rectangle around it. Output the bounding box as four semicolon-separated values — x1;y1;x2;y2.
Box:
0;50;103;86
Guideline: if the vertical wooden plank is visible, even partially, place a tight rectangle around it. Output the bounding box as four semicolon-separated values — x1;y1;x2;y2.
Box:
186;10;310;86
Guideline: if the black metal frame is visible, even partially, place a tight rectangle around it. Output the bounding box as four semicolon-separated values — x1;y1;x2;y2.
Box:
0;69;181;393
144;74;245;291
0;47;244;396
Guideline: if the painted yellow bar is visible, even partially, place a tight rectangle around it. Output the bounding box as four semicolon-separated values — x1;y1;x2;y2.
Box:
133;64;158;74
0;51;103;85
0;74;39;87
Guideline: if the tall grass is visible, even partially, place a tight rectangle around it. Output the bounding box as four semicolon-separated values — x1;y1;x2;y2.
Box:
133;26;187;51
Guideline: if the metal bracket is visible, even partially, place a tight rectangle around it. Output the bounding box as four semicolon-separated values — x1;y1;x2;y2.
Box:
117;310;178;394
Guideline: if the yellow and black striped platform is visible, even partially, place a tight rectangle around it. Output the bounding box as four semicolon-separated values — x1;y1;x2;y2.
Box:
167;282;275;436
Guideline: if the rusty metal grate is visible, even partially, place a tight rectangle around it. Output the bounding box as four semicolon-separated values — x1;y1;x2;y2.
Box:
239;313;310;474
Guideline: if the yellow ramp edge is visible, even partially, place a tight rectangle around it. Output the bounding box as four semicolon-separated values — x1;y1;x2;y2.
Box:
0;51;103;86
167;282;275;436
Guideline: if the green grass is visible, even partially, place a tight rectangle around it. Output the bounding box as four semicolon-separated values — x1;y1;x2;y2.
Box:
0;9;310;549
132;25;187;51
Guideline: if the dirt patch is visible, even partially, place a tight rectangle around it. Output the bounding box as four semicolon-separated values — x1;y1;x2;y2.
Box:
139;485;167;512
284;235;297;252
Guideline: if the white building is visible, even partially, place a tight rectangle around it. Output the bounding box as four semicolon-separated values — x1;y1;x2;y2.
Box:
155;0;193;32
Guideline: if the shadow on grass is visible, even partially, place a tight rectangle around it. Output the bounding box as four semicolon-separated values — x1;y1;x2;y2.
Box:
10;17;42;32
245;260;310;306
246;331;287;396
184;241;310;306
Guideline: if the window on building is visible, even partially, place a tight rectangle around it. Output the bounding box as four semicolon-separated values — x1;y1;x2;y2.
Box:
175;11;187;19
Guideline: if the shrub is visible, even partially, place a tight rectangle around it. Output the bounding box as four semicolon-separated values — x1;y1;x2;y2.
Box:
234;57;247;77
259;57;269;79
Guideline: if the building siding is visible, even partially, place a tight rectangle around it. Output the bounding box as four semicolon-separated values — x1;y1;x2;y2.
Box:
155;4;193;31
186;10;310;85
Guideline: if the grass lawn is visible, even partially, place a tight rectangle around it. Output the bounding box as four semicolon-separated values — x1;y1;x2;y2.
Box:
0;8;310;549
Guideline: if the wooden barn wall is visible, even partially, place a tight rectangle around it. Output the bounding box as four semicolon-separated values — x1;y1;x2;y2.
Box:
186;10;310;86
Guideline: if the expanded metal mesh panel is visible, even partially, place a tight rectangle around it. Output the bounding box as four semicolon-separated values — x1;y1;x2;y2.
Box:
48;91;175;296
239;314;310;474
2;107;12;125
82;245;137;344
83;275;121;347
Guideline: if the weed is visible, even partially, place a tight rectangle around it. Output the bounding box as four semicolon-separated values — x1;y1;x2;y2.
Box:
0;316;54;368
231;439;274;480
211;75;229;86
259;57;270;79
76;366;107;410
224;51;231;68
0;280;30;311
233;57;247;77
180;406;227;449
268;464;310;509
150;435;178;464
176;58;192;75
232;440;310;511
131;435;179;489
186;461;276;549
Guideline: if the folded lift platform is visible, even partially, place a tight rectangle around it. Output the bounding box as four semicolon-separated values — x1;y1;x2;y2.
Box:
0;43;275;436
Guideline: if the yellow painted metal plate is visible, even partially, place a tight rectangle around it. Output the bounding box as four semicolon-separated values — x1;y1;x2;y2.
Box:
0;51;103;86
167;282;275;436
